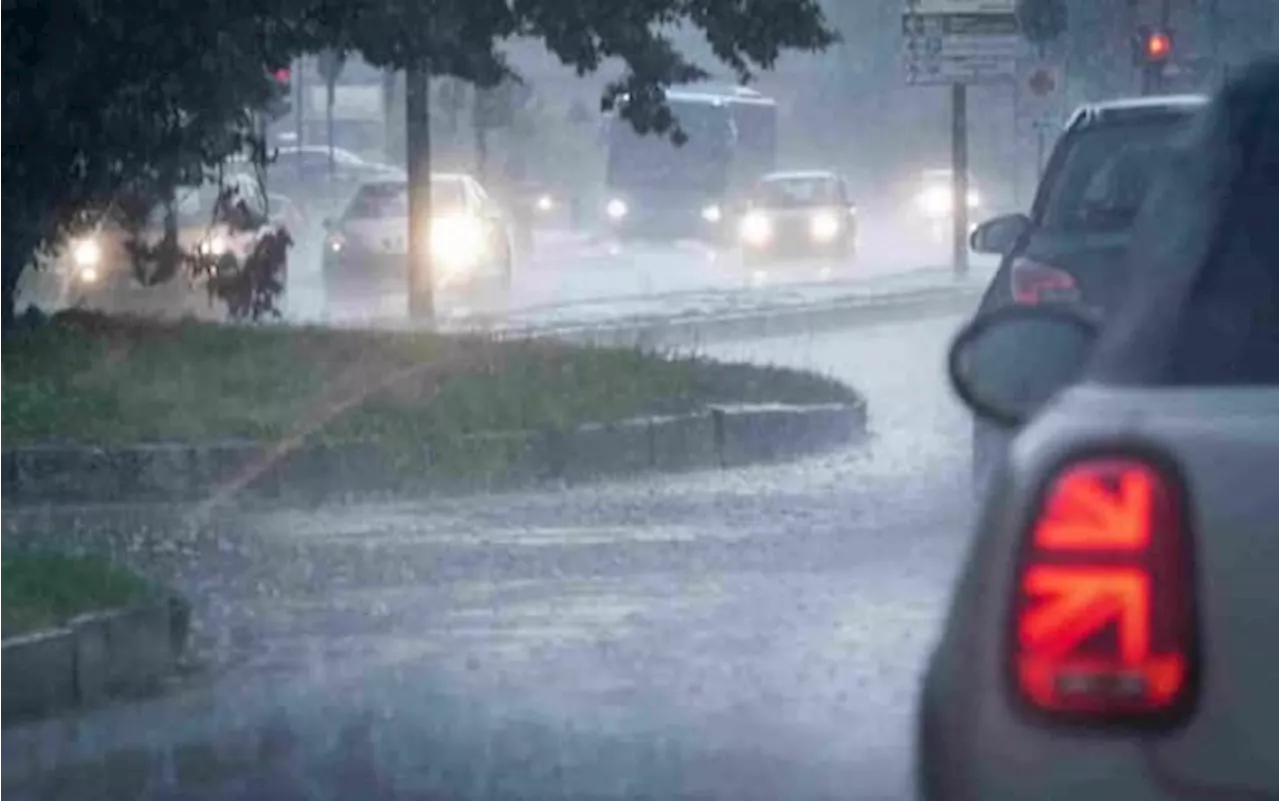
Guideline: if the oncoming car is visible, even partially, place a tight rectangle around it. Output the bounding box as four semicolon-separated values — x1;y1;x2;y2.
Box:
913;167;982;241
321;173;513;305
29;174;278;316
737;170;857;267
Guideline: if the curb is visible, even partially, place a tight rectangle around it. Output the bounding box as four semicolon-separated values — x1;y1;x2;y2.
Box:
1;595;190;725
2;401;867;506
506;284;982;349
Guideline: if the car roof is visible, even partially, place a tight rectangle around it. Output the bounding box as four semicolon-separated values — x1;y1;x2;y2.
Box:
1066;94;1209;131
356;173;469;189
760;170;839;182
1085;63;1275;386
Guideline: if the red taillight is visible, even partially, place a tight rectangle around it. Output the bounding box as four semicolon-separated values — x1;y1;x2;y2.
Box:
1011;258;1079;305
1012;457;1195;721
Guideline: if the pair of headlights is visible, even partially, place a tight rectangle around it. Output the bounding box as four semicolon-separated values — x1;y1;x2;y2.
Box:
605;199;723;224
917;186;982;217
739;210;845;248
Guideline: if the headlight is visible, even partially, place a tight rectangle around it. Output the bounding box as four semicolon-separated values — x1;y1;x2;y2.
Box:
77;265;100;284
431;214;486;267
809;211;841;243
917;186;952;218
199;235;229;257
967;190;981;208
325;233;346;253
536;194;555;213
71;237;102;268
740;211;773;248
605;198;628;220
701;204;722;224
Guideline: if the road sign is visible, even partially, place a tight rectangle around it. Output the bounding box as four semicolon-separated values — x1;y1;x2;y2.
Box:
1029;67;1057;96
903;1;1019;86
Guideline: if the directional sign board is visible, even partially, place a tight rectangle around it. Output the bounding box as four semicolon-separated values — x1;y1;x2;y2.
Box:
903;0;1019;86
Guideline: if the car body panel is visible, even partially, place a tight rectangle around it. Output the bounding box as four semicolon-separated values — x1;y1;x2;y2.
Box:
923;383;1278;801
969;97;1208;485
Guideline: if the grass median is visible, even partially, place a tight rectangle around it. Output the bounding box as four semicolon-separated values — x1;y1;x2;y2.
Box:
3;311;858;455
2;551;157;636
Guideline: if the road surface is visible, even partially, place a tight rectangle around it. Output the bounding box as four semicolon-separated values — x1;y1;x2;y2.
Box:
289;218;995;328
4;314;976;801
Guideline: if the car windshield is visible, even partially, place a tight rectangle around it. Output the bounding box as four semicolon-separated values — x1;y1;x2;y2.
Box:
754;176;842;207
606;101;732;191
341;179;466;220
151;182;257;228
1037;117;1193;234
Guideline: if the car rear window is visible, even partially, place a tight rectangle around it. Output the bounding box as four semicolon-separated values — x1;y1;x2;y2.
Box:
1037;117;1194;235
341;180;465;220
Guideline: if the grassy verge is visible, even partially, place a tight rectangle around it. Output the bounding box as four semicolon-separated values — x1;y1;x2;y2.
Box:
2;310;858;448
2;552;157;636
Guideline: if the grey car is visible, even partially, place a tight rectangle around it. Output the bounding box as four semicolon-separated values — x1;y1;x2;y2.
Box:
918;61;1277;801
968;94;1208;494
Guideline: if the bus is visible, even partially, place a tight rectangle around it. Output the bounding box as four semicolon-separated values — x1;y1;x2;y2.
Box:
602;85;778;241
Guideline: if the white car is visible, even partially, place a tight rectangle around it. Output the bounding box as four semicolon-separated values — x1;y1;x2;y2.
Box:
913;167;981;241
918;62;1277;801
321;173;513;304
25;174;279;317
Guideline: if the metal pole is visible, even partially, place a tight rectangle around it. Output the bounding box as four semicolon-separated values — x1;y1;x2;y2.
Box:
294;57;305;182
951;82;969;279
326;80;336;178
1036;123;1046;178
405;67;434;320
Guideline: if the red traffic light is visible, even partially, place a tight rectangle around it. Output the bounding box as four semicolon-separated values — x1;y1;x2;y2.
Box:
272;67;292;84
1145;31;1172;62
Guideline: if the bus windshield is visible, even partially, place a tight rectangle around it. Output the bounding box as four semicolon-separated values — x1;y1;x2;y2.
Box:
606;100;733;191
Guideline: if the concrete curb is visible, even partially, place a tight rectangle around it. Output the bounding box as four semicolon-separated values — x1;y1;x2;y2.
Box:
506;284;982;349
2;595;190;725
2;401;867;506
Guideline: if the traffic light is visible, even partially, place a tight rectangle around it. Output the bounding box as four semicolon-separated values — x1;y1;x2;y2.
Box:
1133;27;1174;65
265;66;293;122
1144;30;1172;62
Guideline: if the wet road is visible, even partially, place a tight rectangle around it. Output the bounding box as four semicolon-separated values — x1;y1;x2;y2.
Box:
288;212;987;327
4;314;976;801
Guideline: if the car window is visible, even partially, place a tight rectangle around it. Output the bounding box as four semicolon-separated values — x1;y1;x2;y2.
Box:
341;180;467;220
162;179;264;228
755;177;841;207
1037;117;1193;235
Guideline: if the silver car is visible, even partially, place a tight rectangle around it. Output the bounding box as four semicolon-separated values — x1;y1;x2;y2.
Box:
918;61;1277;801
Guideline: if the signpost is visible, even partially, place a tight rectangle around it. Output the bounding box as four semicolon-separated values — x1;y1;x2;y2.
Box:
903;0;1018;278
1027;67;1059;177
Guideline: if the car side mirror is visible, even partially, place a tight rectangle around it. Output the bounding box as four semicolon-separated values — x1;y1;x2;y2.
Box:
948;304;1101;427
970;213;1030;255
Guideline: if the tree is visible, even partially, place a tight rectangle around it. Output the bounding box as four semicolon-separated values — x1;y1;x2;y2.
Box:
3;0;836;329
